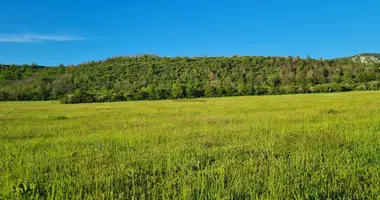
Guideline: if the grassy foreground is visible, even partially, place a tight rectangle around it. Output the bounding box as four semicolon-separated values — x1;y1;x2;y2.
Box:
0;92;379;199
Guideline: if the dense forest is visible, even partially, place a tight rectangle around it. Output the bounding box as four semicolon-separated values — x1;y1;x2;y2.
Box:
1;55;380;103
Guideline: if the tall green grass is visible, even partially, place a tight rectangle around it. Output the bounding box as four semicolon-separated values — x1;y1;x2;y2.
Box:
0;91;379;199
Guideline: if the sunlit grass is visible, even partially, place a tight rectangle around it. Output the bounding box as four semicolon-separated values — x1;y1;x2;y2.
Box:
0;91;379;199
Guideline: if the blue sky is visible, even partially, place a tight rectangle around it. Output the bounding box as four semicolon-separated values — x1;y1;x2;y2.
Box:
0;0;379;66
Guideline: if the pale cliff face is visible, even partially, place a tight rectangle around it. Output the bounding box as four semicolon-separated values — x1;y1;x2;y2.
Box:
351;55;380;64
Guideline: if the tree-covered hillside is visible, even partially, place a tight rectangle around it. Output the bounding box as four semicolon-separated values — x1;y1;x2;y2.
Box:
357;53;380;58
1;55;380;103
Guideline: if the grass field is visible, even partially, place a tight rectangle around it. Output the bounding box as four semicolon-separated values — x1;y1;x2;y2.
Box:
0;91;379;199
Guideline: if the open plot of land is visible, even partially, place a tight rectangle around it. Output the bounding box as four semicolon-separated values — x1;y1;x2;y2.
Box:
0;91;379;199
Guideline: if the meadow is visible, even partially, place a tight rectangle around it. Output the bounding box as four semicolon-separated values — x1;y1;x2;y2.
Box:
0;91;379;199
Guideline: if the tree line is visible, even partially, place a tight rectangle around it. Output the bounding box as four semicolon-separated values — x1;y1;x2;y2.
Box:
1;55;380;103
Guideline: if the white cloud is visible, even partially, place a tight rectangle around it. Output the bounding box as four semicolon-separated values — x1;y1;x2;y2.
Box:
0;34;86;43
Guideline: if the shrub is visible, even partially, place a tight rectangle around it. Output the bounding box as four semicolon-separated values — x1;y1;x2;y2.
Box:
254;86;269;95
52;115;68;120
59;89;95;104
327;108;338;115
111;93;125;102
280;85;298;94
311;83;343;93
0;90;9;101
341;83;355;92
355;83;367;91
367;81;380;90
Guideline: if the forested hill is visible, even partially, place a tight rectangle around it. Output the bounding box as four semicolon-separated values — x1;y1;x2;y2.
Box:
1;55;380;103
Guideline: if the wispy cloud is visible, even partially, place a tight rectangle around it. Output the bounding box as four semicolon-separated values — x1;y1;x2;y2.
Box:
0;34;86;43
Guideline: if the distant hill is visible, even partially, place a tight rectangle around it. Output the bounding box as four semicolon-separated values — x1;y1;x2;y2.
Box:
336;53;380;64
1;55;380;103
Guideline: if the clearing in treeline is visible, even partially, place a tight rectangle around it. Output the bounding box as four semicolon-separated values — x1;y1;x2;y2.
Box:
0;91;379;199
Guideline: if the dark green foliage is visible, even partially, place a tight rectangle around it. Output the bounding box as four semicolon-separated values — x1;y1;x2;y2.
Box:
52;116;68;120
327;109;338;115
310;83;343;93
59;89;94;104
1;55;380;103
